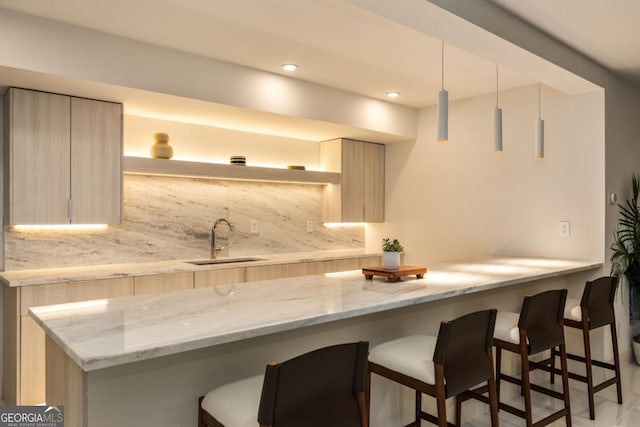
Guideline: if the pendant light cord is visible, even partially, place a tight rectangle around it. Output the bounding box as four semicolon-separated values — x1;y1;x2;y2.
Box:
538;82;541;119
441;41;445;90
496;64;499;107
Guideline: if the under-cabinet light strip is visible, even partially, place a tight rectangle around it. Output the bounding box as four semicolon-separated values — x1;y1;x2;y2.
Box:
13;224;108;231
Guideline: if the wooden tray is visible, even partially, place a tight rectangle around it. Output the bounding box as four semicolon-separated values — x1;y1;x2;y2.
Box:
362;265;427;283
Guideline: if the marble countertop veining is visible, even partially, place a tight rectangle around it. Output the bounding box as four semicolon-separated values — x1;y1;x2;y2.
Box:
0;249;378;287
29;257;601;371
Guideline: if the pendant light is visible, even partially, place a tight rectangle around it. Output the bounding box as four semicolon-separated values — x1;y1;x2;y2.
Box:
437;41;448;142
494;64;503;151
536;83;545;158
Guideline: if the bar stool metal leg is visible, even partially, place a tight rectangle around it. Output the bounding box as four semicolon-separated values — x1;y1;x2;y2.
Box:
519;331;534;427
560;343;572;427
611;321;623;404
495;347;502;405
581;310;596;420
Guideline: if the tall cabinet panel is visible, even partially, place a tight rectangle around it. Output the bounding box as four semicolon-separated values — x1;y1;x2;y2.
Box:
340;140;366;222
4;88;71;224
70;97;122;223
320;138;384;223
3;88;122;225
363;142;385;222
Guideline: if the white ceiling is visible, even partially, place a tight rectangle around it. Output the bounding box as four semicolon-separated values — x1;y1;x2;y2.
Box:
0;0;626;142
0;0;539;109
487;0;640;82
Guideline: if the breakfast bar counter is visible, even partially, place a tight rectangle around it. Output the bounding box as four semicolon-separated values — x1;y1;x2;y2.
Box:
30;257;601;426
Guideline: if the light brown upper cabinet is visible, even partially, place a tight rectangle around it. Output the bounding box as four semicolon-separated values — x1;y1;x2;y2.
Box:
320;138;384;223
4;88;122;224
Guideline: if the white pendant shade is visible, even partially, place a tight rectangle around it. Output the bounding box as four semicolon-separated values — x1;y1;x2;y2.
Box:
494;107;503;151
535;83;545;159
437;89;448;142
437;41;448;143
536;118;544;158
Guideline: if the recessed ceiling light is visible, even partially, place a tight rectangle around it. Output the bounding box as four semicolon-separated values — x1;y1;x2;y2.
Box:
282;64;298;71
386;91;400;98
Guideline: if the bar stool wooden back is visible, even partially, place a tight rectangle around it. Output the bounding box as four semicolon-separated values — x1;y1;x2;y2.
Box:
368;309;499;427
198;341;369;427
551;276;622;420
493;289;571;427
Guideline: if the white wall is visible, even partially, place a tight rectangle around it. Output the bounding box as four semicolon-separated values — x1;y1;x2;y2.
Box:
368;85;604;265
0;9;416;140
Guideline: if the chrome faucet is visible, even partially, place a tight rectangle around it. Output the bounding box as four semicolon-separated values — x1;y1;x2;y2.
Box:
211;218;235;258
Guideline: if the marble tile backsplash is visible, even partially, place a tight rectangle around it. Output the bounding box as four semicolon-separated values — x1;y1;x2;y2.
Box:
4;175;364;270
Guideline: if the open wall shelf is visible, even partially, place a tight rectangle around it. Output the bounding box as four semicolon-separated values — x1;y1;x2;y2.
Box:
123;156;340;185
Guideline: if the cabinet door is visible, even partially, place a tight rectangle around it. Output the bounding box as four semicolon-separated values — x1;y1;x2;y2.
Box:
341;140;365;222
286;261;326;277
21;316;45;404
194;268;245;288
363;142;384;222
134;272;194;295
70;97;122;224
324;258;362;273
6;88;70;224
245;264;289;282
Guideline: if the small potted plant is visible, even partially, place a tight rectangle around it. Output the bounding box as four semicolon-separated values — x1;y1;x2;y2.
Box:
382;238;404;270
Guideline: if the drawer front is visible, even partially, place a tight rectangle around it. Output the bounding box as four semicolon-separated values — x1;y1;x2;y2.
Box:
286;261;326;277
20;277;134;316
244;264;288;282
360;255;381;268
324;258;362;273
134;272;194;295
194;268;245;288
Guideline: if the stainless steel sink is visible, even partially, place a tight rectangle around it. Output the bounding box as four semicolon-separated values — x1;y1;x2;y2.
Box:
186;257;264;265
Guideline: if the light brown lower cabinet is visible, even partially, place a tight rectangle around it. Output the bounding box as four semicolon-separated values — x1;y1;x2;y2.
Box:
2;255;380;404
3;277;135;405
194;267;245;288
244;264;290;282
324;256;381;272
134;272;194;295
285;261;327;277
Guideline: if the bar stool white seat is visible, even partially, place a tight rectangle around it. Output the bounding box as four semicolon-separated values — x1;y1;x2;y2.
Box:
563;298;582;321
493;289;572;427
368;310;499;427
200;375;264;427
198;341;369;427
550;276;622;420
494;311;522;344
369;335;437;384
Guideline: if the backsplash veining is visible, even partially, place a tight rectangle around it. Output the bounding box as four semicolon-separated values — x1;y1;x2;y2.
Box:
4;175;364;270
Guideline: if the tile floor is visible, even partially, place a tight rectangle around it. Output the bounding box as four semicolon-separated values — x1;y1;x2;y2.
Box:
462;357;640;426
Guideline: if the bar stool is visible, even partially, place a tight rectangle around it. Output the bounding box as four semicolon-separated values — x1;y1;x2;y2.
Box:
550;276;622;420
198;341;369;427
368;309;499;427
493;289;571;427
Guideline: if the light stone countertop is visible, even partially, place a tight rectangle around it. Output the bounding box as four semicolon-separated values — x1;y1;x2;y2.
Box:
29;256;601;371
0;249;378;287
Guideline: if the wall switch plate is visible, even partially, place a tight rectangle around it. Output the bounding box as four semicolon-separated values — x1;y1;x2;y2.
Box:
250;219;259;234
559;220;571;237
306;220;313;233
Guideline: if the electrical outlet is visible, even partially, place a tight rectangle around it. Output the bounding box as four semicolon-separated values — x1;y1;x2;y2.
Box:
306;220;313;233
250;219;259;234
559;220;571;237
